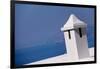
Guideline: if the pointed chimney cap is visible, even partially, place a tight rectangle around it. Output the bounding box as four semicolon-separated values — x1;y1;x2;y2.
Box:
61;14;87;31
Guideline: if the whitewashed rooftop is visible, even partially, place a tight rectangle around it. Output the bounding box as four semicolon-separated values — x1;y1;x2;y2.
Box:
61;14;87;31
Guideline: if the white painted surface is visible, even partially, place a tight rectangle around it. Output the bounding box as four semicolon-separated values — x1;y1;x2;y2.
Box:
25;47;94;65
74;28;89;59
63;30;79;60
61;14;89;60
61;14;87;31
89;47;94;57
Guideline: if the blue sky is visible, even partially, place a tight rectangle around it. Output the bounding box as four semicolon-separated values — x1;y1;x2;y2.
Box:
15;4;94;49
15;4;95;66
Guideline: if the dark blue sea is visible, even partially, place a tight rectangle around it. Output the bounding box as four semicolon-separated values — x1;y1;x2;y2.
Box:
15;35;94;67
15;41;66;66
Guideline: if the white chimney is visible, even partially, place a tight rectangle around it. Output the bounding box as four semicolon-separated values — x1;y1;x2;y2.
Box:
61;14;89;60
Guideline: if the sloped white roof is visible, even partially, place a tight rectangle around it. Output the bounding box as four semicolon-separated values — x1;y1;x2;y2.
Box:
61;14;87;31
